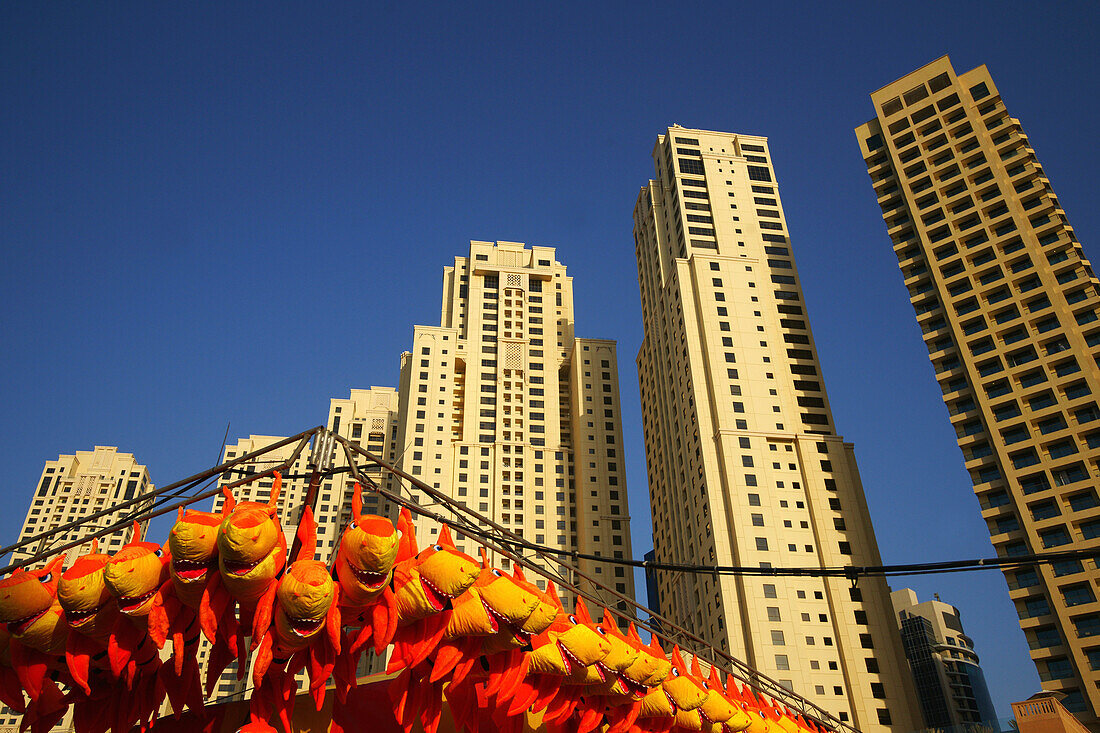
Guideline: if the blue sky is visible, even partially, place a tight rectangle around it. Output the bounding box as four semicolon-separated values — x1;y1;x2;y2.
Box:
3;0;1099;719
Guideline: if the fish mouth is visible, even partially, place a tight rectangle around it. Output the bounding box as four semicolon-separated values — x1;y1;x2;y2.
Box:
119;588;158;614
700;709;716;727
8;608;48;635
479;596;501;633
350;563;387;589
620;674;650;700
223;558;261;577
288;615;324;638
665;690;679;717
64;601;108;627
592;660;610;682
174;558;215;582
420;575;450;612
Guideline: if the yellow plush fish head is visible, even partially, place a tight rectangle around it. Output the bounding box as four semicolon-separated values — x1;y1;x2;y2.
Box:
275;560;335;642
620;623;671;694
527;584;611;675
58;542;117;633
662;646;708;712
474;551;539;634
217;475;283;572
0;556;64;637
590;607;640;677
168;507;220;588
698;661;737;727
510;565;559;635
103;523;168;617
335;486;399;600
409;526;479;611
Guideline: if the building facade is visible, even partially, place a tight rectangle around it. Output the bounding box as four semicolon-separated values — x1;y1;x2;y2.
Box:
392;240;635;609
891;588;998;732
12;446;152;568
856;57;1100;723
634;125;920;730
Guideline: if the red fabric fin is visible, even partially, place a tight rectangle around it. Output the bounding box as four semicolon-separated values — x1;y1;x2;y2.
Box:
198;571;225;644
407;613;449;668
0;663;25;714
578;705;603;733
482;651;508;697
506;678;540;718
496;649;529;703
148;591;170;649
252;633;274;688
351;619;374;655
420;682;444;733
250;581;279;649
65;630;96;695
532;674;562;713
326;585;342;654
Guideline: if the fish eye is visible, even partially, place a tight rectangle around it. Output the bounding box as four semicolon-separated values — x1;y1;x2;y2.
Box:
568;615;578;625
41;574;51;583
491;569;503;577
596;626;607;635
671;668;679;677
433;544;443;551
154;549;162;557
702;680;709;689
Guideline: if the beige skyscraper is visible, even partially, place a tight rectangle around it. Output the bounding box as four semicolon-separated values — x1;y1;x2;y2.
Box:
12;446;152;568
1;446;153;731
393;240;635;608
634;126;919;730
857;56;1100;725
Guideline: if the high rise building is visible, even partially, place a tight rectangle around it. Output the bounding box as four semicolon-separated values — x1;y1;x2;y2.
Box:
856;57;1100;723
13;446;152;568
393;240;635;608
634;125;920;730
890;588;998;732
1;446;154;731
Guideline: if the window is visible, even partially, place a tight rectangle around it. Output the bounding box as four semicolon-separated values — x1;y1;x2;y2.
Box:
774;655;789;670
767;607;781;622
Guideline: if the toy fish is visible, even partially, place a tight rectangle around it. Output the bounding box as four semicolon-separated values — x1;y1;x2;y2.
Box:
334;484;399;650
250;505;341;731
57;540;119;696
102;521;170;731
385;510;479;674
148;507;223;713
0;556;71;733
633;644;708;733
201;472;287;678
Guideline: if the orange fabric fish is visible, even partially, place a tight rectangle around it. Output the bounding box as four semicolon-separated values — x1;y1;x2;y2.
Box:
148;507;223;713
102;521;170;731
201;472;287;679
0;556;73;733
331;484;400;704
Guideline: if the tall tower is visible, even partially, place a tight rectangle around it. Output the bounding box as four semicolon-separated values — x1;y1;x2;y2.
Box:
856;56;1100;724
13;446;152;568
890;588;999;731
634;126;919;730
393;240;635;608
